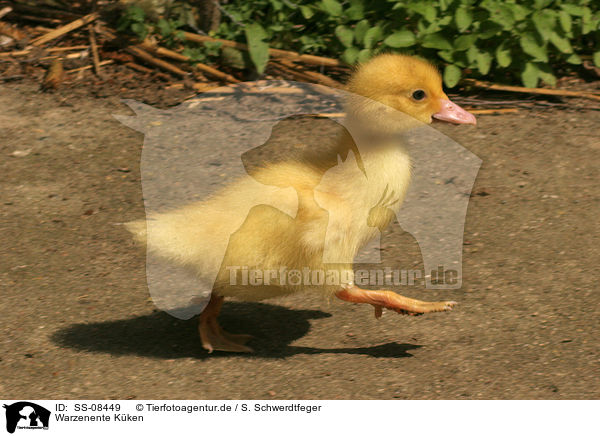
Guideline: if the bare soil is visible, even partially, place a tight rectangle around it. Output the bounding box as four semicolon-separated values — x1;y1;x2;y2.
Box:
1;76;599;399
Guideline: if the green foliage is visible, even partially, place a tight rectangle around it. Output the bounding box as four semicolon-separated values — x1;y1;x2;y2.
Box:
117;0;600;88
117;5;150;40
244;23;270;74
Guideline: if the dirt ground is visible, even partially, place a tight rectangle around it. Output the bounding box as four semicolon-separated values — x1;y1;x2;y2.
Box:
1;76;599;400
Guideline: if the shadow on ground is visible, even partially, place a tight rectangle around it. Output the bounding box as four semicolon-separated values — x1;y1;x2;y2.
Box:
52;302;420;359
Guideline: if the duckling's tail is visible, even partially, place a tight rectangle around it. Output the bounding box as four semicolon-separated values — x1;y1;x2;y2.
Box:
124;219;147;245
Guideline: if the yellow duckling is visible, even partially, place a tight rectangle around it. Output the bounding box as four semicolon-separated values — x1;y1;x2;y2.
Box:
126;54;476;352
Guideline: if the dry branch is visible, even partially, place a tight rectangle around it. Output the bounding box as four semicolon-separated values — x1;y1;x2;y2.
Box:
139;41;240;83
194;62;240;83
274;59;343;88
66;59;113;73
0;45;89;58
123;61;152;74
126;46;188;77
42;58;63;90
0;49;30;57
182;32;342;67
202;85;328;95
122;61;171;81
469;108;519;115
31;12;99;46
0;6;12;19
463;79;600;102
88;24;101;76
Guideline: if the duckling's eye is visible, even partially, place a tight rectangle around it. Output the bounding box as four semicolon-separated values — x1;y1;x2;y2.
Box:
412;89;426;101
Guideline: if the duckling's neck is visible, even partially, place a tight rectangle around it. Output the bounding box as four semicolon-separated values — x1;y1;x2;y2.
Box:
337;124;410;168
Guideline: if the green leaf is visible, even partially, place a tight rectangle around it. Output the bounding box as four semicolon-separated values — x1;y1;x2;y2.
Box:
418;19;443;35
594;51;600;68
321;0;342;16
383;31;416;48
532;10;556;41
565;53;581;65
466;45;479;66
510;4;531;21
281;0;297;9
357;48;372;63
548;31;572;53
270;0;283;11
182;47;205;62
440;0;455;12
346;0;365;20
156;19;171;37
354;20;370;44
408;3;437;22
558;11;572;33
537;63;556;86
299;5;314;19
561;4;585;17
487;4;515;30
341;47;360;64
533;0;552;10
127;5;145;22
438;51;454;63
451;51;468;68
477;21;503;39
495;42;511;67
476;51;492;75
443;64;461;88
519;32;548;62
173;30;185;42
131;22;147;40
454;34;477;51
244;23;270;74
521;62;539;88
581;7;594;34
424;5;437;22
421;33;453;50
455;7;473;32
335;25;354;48
364;26;383;49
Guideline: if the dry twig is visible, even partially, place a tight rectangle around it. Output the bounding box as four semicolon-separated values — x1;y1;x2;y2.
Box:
469;108;519;115
66;59;113;73
31;12;99;47
139;41;240;83
88;25;102;76
126;46;188;77
122;61;171;81
463;78;600;102
274;59;343;88
42;58;63;90
182;32;341;67
0;45;89;58
0;6;12;20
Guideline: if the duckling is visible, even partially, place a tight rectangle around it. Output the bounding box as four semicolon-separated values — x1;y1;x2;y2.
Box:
126;54;476;353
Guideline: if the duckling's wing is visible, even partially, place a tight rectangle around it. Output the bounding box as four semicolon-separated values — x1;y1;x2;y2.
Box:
127;175;298;319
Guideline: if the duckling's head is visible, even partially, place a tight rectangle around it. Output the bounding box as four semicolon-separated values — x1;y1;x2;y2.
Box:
346;54;476;127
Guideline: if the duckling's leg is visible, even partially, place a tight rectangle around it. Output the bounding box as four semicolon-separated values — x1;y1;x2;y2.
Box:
198;294;254;353
336;284;457;318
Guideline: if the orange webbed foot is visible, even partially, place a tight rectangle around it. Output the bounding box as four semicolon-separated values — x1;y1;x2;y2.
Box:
337;285;457;318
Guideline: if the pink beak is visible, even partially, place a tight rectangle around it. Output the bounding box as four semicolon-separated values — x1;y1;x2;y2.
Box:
433;99;477;125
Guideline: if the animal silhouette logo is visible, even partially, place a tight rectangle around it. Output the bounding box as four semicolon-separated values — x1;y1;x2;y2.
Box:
3;402;50;433
116;80;481;319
